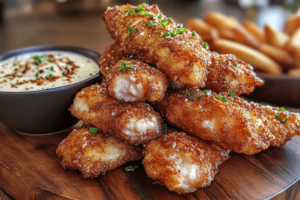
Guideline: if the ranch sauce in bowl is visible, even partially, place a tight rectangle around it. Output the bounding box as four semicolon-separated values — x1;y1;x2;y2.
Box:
0;51;100;92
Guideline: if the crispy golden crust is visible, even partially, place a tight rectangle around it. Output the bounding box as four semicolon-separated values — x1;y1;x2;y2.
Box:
155;88;275;155
206;54;263;95
69;82;163;145
103;4;210;88
100;42;126;77
56;127;143;178
143;131;230;194
105;59;168;102
231;97;300;147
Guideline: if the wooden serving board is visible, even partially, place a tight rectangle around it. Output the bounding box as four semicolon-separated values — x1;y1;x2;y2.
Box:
0;122;300;200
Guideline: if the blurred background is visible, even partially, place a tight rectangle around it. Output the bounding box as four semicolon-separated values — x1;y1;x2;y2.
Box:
0;0;299;54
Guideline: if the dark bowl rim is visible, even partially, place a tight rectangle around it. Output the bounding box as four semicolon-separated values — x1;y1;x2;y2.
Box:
0;45;101;95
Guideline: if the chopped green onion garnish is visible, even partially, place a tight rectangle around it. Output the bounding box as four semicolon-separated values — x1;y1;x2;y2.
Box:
184;92;189;95
124;9;129;13
170;29;178;37
146;21;152;26
163;123;168;133
158;15;162;19
34;56;42;65
49;74;54;78
14;68;18;71
220;61;225;63
229;92;236;98
89;127;98;135
47;58;52;62
145;12;155;18
128;9;136;15
127;26;135;36
155;30;162;33
125;165;138;172
161;19;168;28
281;116;289;124
280;107;286;112
35;72;39;79
162;32;170;37
203;42;208;49
151;24;157;27
195;94;202;98
222;97;230;104
50;66;54;71
203;90;212;96
192;31;196;36
234;62;238;67
178;28;188;34
217;94;222;99
213;51;218;54
207;68;210;71
119;62;134;71
177;24;183;28
275;114;280;118
168;18;172;21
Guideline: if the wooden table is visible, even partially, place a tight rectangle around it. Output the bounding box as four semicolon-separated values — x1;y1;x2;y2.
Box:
0;0;299;199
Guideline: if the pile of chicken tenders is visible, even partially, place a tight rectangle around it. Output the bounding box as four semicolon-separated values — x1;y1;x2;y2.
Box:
56;4;300;194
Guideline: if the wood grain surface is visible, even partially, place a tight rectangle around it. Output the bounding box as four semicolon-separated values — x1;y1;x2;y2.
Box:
0;121;300;200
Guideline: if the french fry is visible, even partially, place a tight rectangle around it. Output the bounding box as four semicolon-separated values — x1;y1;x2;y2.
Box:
243;21;266;43
288;68;300;77
187;18;218;42
265;24;289;48
213;39;282;74
284;14;300;36
231;25;261;49
204;12;239;31
284;27;300;57
258;44;295;70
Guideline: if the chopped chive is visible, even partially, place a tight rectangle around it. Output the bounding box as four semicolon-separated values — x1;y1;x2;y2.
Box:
50;66;54;71
192;31;196;36
119;62;134;71
280;107;286;112
124;9;129;13
207;68;210;71
161;19;168;28
136;6;145;11
229;92;236;98
170;29;178;37
281;116;289;124
47;58;52;62
146;21;152;26
155;30;162;33
177;24;183;28
168;18;172;21
213;51;218;54
203;42;208;49
259;104;263;106
195;94;202;98
234;62;238;67
184;92;189;95
217;94;223;99
162;32;170;37
145;12;155;18
128;9;136;15
150;24;157;27
203;90;212;96
34;56;42;65
222;97;230;104
275;114;280;118
35;72;39;79
14;68;18;71
49;74;54;78
127;26;135;36
89;127;98;135
158;15;162;19
220;61;225;64
163;123;168;133
178;28;188;34
125;165;136;172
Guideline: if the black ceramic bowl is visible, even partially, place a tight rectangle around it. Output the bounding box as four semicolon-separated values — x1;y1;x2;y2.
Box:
0;46;101;134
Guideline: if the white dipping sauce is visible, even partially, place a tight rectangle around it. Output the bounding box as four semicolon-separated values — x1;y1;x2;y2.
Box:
0;51;100;92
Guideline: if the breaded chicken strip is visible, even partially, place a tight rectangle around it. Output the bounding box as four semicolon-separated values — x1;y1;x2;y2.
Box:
102;53;168;102
103;4;210;88
56;127;143;178
206;53;263;95
143;131;230;194
102;4;262;94
155;88;275;155
69;82;163;145
231;97;300;147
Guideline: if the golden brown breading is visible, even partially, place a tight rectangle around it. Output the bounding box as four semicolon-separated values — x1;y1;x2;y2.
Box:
231;97;300;147
206;53;263;95
143;131;230;194
105;59;168;102
69;82;163;145
155;88;275;155
103;4;210;88
99;42;126;77
56;127;143;178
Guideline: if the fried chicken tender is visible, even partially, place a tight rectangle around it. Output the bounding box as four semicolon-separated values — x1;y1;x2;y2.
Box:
206;54;263;95
155;88;276;155
103;4;210;88
56;127;143;178
100;43;168;102
69;82;163;145
143;131;230;194
231;97;300;147
103;4;262;95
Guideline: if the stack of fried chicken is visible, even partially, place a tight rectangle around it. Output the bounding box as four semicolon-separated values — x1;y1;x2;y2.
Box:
56;4;300;195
